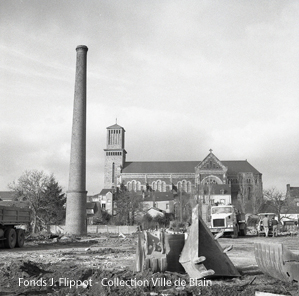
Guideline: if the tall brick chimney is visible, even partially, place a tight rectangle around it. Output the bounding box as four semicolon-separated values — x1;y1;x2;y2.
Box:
65;45;88;235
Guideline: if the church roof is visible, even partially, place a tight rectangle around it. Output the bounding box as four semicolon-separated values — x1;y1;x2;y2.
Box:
123;161;199;174
122;160;261;175
221;161;261;175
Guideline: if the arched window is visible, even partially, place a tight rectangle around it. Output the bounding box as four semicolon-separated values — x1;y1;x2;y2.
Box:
136;181;141;192
177;181;182;191
152;180;167;192
132;180;136;192
187;181;191;193
157;180;161;192
182;180;187;192
201;176;223;185
127;180;141;192
127;181;132;191
152;181;157;191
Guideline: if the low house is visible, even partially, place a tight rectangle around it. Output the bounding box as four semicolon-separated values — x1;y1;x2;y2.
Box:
89;189;114;215
86;202;98;225
280;184;299;222
142;192;175;213
146;207;165;218
286;184;299;205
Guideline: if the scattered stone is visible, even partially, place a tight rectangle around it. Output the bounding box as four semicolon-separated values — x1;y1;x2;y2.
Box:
223;245;233;253
59;236;73;242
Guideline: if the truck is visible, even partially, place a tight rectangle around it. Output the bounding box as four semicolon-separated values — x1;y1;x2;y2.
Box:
209;205;247;238
0;205;30;248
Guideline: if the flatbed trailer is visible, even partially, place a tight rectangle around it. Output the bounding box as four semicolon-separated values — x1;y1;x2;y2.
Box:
0;205;30;248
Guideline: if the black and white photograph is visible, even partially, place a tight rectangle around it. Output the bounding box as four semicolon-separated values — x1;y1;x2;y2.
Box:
0;0;299;295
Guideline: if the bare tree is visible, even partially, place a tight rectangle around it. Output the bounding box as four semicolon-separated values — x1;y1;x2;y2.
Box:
174;190;193;223
237;172;263;213
237;173;249;213
113;186;143;225
251;178;264;214
263;187;286;222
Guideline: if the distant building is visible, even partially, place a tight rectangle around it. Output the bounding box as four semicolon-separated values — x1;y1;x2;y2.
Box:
86;202;98;225
89;189;114;215
286;184;299;205
283;184;299;219
102;123;263;212
146;207;165;218
259;185;299;222
142;192;175;213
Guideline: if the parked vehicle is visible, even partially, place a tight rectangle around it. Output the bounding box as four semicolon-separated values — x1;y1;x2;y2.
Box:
0;205;30;248
209;205;247;238
280;217;298;232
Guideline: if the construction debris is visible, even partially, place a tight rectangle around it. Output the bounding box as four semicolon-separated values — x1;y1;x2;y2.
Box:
179;205;240;278
1;233;298;295
223;245;233;253
135;205;240;280
255;242;299;283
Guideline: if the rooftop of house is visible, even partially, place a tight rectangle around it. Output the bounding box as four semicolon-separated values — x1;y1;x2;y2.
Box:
281;205;299;214
86;202;96;209
142;192;175;202
259;201;299;215
98;189;114;196
146;207;165;217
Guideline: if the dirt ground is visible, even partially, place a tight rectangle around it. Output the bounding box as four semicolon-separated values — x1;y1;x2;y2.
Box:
0;233;298;296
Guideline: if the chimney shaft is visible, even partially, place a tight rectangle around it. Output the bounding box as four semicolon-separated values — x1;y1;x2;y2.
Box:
65;45;88;235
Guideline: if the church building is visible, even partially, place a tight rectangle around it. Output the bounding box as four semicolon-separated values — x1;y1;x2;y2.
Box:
103;123;263;210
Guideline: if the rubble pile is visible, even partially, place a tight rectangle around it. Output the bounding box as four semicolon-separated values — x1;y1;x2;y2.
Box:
0;233;298;295
1;258;296;296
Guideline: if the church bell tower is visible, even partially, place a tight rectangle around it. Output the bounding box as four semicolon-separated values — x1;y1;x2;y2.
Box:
104;123;126;189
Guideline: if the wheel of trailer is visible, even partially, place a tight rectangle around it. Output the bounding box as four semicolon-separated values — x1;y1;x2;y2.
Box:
4;227;17;249
16;229;25;248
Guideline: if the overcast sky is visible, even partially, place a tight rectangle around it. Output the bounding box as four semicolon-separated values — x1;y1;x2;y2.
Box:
1;0;298;195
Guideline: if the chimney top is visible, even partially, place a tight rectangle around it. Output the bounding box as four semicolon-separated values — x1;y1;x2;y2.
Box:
76;45;88;51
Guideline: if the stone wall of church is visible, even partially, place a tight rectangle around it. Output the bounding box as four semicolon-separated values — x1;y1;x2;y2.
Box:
120;173;195;193
104;155;123;188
